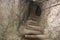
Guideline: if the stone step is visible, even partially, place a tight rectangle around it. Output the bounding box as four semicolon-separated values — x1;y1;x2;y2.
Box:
30;17;38;19
27;24;43;31
28;16;39;21
31;18;38;21
25;35;49;39
26;21;39;26
32;16;39;18
29;17;39;21
29;16;39;18
25;26;43;34
27;22;39;26
26;20;38;24
23;28;41;35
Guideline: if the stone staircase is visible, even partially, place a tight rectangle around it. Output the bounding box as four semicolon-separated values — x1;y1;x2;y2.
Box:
20;16;49;40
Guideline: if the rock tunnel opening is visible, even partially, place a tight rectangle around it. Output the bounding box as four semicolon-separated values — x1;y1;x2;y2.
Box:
27;1;41;20
21;1;42;40
22;0;41;23
35;5;41;16
28;1;41;17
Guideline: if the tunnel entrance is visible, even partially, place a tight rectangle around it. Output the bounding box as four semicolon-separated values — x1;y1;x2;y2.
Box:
35;5;41;16
21;1;42;40
22;1;41;23
24;1;41;40
28;1;41;18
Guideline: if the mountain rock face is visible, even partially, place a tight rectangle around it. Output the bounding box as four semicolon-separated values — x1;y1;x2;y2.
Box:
0;0;29;40
0;0;20;40
39;0;60;40
0;0;60;40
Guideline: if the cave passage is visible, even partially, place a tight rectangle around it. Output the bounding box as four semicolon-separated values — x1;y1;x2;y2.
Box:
21;1;42;40
28;1;41;17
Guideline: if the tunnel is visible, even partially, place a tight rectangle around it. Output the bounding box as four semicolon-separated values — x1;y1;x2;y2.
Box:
25;0;41;21
22;0;42;23
21;1;42;40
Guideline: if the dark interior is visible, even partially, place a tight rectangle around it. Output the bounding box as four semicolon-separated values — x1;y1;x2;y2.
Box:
28;1;41;17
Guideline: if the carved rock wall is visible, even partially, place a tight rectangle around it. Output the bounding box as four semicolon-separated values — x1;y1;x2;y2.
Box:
39;0;60;40
0;0;29;40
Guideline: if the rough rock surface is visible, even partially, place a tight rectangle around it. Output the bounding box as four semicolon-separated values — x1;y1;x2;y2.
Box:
0;0;29;40
39;0;60;40
0;0;60;40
